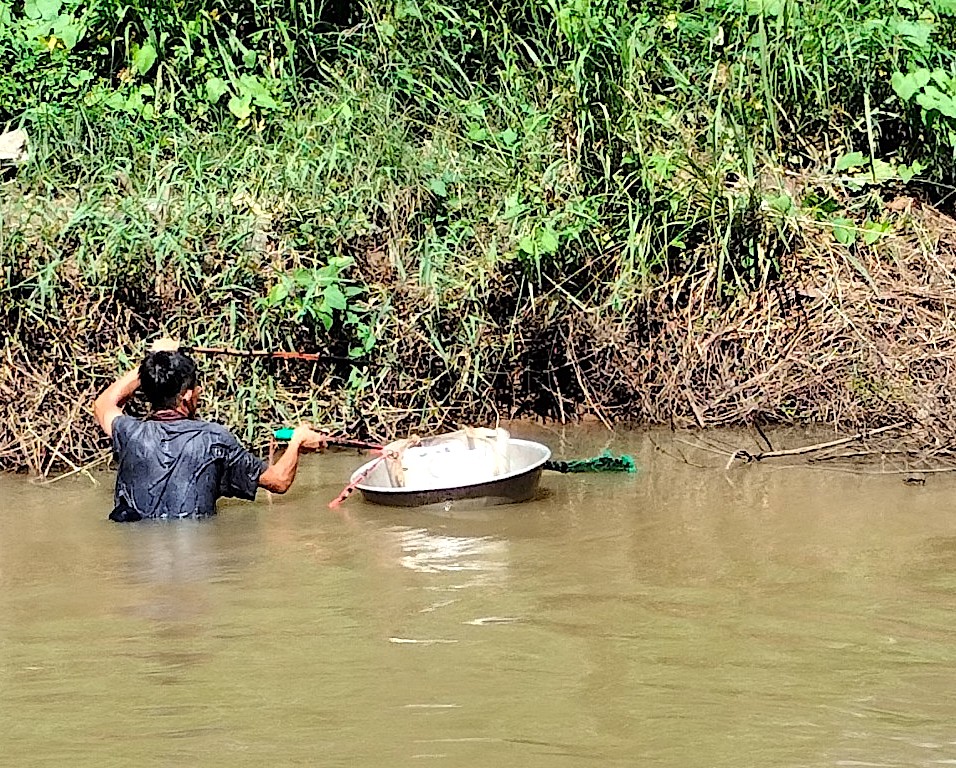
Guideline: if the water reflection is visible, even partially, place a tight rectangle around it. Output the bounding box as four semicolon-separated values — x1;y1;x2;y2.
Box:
391;527;508;577
119;520;218;584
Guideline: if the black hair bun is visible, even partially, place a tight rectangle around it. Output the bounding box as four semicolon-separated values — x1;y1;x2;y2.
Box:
139;350;198;409
143;351;174;387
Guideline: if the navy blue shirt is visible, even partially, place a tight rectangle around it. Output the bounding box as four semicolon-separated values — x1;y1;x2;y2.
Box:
111;415;267;520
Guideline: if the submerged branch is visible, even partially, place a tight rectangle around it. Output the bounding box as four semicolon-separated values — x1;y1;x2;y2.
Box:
725;422;910;468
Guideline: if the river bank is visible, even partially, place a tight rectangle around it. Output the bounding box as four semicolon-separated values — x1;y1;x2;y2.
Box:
4;0;956;475
3;167;955;476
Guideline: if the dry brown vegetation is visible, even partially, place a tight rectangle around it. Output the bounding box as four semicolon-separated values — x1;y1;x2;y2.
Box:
6;186;956;479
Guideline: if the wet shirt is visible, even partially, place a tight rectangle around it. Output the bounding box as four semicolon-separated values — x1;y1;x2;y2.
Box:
111;415;266;520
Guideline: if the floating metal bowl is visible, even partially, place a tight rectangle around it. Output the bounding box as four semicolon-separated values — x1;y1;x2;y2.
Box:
351;438;551;508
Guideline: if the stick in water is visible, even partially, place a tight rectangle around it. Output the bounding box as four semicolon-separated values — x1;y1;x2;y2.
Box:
328;455;388;508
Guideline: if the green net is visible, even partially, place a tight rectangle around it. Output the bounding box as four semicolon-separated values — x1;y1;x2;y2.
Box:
544;450;638;474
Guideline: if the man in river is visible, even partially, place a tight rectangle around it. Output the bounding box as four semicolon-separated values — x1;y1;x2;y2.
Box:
93;338;327;522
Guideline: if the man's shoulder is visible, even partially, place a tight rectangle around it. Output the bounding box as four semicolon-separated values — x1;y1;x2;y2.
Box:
120;417;239;444
191;420;261;466
197;419;243;439
112;414;141;437
188;419;247;450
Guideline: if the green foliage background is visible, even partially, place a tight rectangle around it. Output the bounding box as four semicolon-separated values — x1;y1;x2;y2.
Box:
4;0;956;460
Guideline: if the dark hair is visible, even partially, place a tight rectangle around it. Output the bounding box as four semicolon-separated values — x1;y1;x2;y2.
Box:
139;350;198;409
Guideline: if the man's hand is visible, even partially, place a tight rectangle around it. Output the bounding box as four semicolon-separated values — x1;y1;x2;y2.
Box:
292;424;328;453
150;336;180;353
259;424;328;494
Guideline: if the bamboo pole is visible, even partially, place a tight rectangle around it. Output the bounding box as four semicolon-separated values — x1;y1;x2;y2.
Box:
186;346;359;365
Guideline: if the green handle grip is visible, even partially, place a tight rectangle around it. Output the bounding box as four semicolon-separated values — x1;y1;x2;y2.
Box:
274;428;295;441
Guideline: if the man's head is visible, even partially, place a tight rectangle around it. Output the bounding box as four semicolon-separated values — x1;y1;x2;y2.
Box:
139;350;199;413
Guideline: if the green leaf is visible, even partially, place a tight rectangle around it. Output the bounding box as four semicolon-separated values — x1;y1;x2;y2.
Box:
746;0;784;15
870;159;898;184
67;69;93;87
131;43;157;76
933;0;956;15
766;193;793;214
538;227;560;254
890;19;934;48
898;159;925;182
499;127;518;147
26;0;61;20
38;0;61;17
647;154;675;182
467;123;489;141
329;255;354;271
123;89;144;115
266;281;289;305
324;283;348;311
847;158;898;185
831;217;856;246
930;68;952;90
862;220;891;245
891;68;931;101
53;14;82;49
228;93;252;119
502;193;525;220
916;85;956;118
205;77;229;104
104;89;127;111
237;74;279;110
394;0;422;19
428;177;447;197
233;74;278;110
835;151;867;172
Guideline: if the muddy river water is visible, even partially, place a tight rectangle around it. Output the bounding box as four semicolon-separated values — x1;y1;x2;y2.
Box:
2;425;956;767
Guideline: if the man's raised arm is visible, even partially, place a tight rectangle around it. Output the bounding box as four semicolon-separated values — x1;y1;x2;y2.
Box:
93;337;179;437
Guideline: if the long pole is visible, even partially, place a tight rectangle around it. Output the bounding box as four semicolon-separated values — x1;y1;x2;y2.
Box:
185;346;359;365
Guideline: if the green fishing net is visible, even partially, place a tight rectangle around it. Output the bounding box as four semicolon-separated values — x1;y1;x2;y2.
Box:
545;450;637;474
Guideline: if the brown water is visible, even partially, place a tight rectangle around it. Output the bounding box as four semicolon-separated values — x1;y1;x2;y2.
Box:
2;425;956;767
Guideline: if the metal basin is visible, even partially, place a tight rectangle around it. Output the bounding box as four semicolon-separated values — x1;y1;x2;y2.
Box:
352;438;551;508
